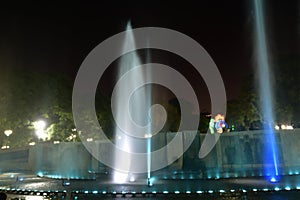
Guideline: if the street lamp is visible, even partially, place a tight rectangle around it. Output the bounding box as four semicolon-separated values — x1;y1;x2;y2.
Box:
33;120;47;141
3;130;13;149
4;130;13;137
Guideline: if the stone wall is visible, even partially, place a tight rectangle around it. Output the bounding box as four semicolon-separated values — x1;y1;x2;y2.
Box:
1;129;299;179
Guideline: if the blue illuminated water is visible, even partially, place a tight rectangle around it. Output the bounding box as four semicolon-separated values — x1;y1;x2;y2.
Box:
253;0;280;180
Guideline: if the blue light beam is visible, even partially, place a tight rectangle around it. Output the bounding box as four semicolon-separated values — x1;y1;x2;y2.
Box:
253;0;280;179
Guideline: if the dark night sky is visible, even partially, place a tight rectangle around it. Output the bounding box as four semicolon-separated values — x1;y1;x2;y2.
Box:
0;0;299;111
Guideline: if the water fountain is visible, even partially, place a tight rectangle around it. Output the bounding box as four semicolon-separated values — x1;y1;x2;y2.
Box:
113;22;152;183
253;0;280;181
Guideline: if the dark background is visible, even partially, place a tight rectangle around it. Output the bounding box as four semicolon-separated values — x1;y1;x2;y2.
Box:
0;0;299;111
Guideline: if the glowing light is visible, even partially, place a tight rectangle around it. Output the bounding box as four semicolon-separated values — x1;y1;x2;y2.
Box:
33;120;47;140
129;176;135;182
113;171;128;183
53;141;60;144
174;191;180;194
284;186;291;191
280;124;294;130
86;138;93;142
29;142;36;146
270;177;277;182
33;120;46;130
274;187;280;191
37;172;43;177
274;125;280;130
148;177;155;187
4;130;13;137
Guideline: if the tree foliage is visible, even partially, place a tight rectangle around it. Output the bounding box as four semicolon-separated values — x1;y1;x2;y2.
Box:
226;75;261;131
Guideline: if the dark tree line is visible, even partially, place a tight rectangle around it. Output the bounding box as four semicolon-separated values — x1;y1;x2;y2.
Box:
226;55;300;131
1;56;298;149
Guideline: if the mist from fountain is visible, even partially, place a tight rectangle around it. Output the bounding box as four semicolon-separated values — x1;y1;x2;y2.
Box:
253;0;280;180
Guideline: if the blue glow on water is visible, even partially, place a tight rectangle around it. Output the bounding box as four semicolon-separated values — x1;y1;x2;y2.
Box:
284;186;291;191
254;0;280;178
37;172;43;177
270;177;278;182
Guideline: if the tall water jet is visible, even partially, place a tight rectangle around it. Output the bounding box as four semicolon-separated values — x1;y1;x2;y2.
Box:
113;22;152;183
253;0;280;180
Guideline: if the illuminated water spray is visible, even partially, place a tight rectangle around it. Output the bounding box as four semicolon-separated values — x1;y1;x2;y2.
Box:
253;0;279;180
113;22;152;183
